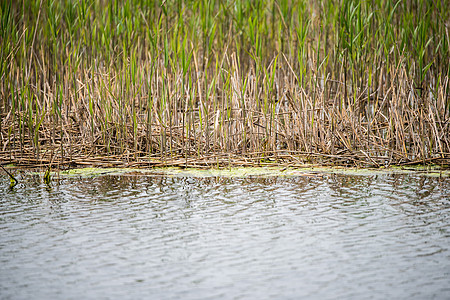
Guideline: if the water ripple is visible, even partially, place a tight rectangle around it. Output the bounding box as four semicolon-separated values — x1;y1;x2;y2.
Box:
0;173;449;299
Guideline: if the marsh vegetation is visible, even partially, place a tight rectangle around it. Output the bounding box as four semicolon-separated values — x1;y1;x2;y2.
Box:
1;0;449;168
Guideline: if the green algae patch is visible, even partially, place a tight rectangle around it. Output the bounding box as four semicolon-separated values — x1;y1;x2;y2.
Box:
56;167;139;178
149;166;306;178
53;166;298;178
49;165;450;178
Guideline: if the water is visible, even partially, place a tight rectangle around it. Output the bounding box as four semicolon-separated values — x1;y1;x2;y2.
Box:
1;172;449;300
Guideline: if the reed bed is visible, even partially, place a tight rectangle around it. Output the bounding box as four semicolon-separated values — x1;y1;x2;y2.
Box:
1;0;449;169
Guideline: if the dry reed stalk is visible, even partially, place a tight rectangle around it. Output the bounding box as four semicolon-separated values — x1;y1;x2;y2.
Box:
1;0;449;170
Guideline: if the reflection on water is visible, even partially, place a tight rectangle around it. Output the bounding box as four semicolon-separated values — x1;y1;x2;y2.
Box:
1;173;449;299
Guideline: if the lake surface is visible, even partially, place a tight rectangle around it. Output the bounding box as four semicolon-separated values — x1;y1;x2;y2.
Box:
1;171;449;299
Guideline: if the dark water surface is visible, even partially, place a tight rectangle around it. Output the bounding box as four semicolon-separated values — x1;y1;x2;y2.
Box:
1;172;449;300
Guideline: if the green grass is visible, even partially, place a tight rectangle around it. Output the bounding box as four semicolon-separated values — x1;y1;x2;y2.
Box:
1;0;449;168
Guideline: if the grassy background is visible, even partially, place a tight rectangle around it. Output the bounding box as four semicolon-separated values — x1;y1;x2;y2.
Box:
1;0;449;168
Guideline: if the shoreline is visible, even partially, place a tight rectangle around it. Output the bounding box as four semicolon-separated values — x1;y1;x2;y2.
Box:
2;161;449;179
1;151;449;171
